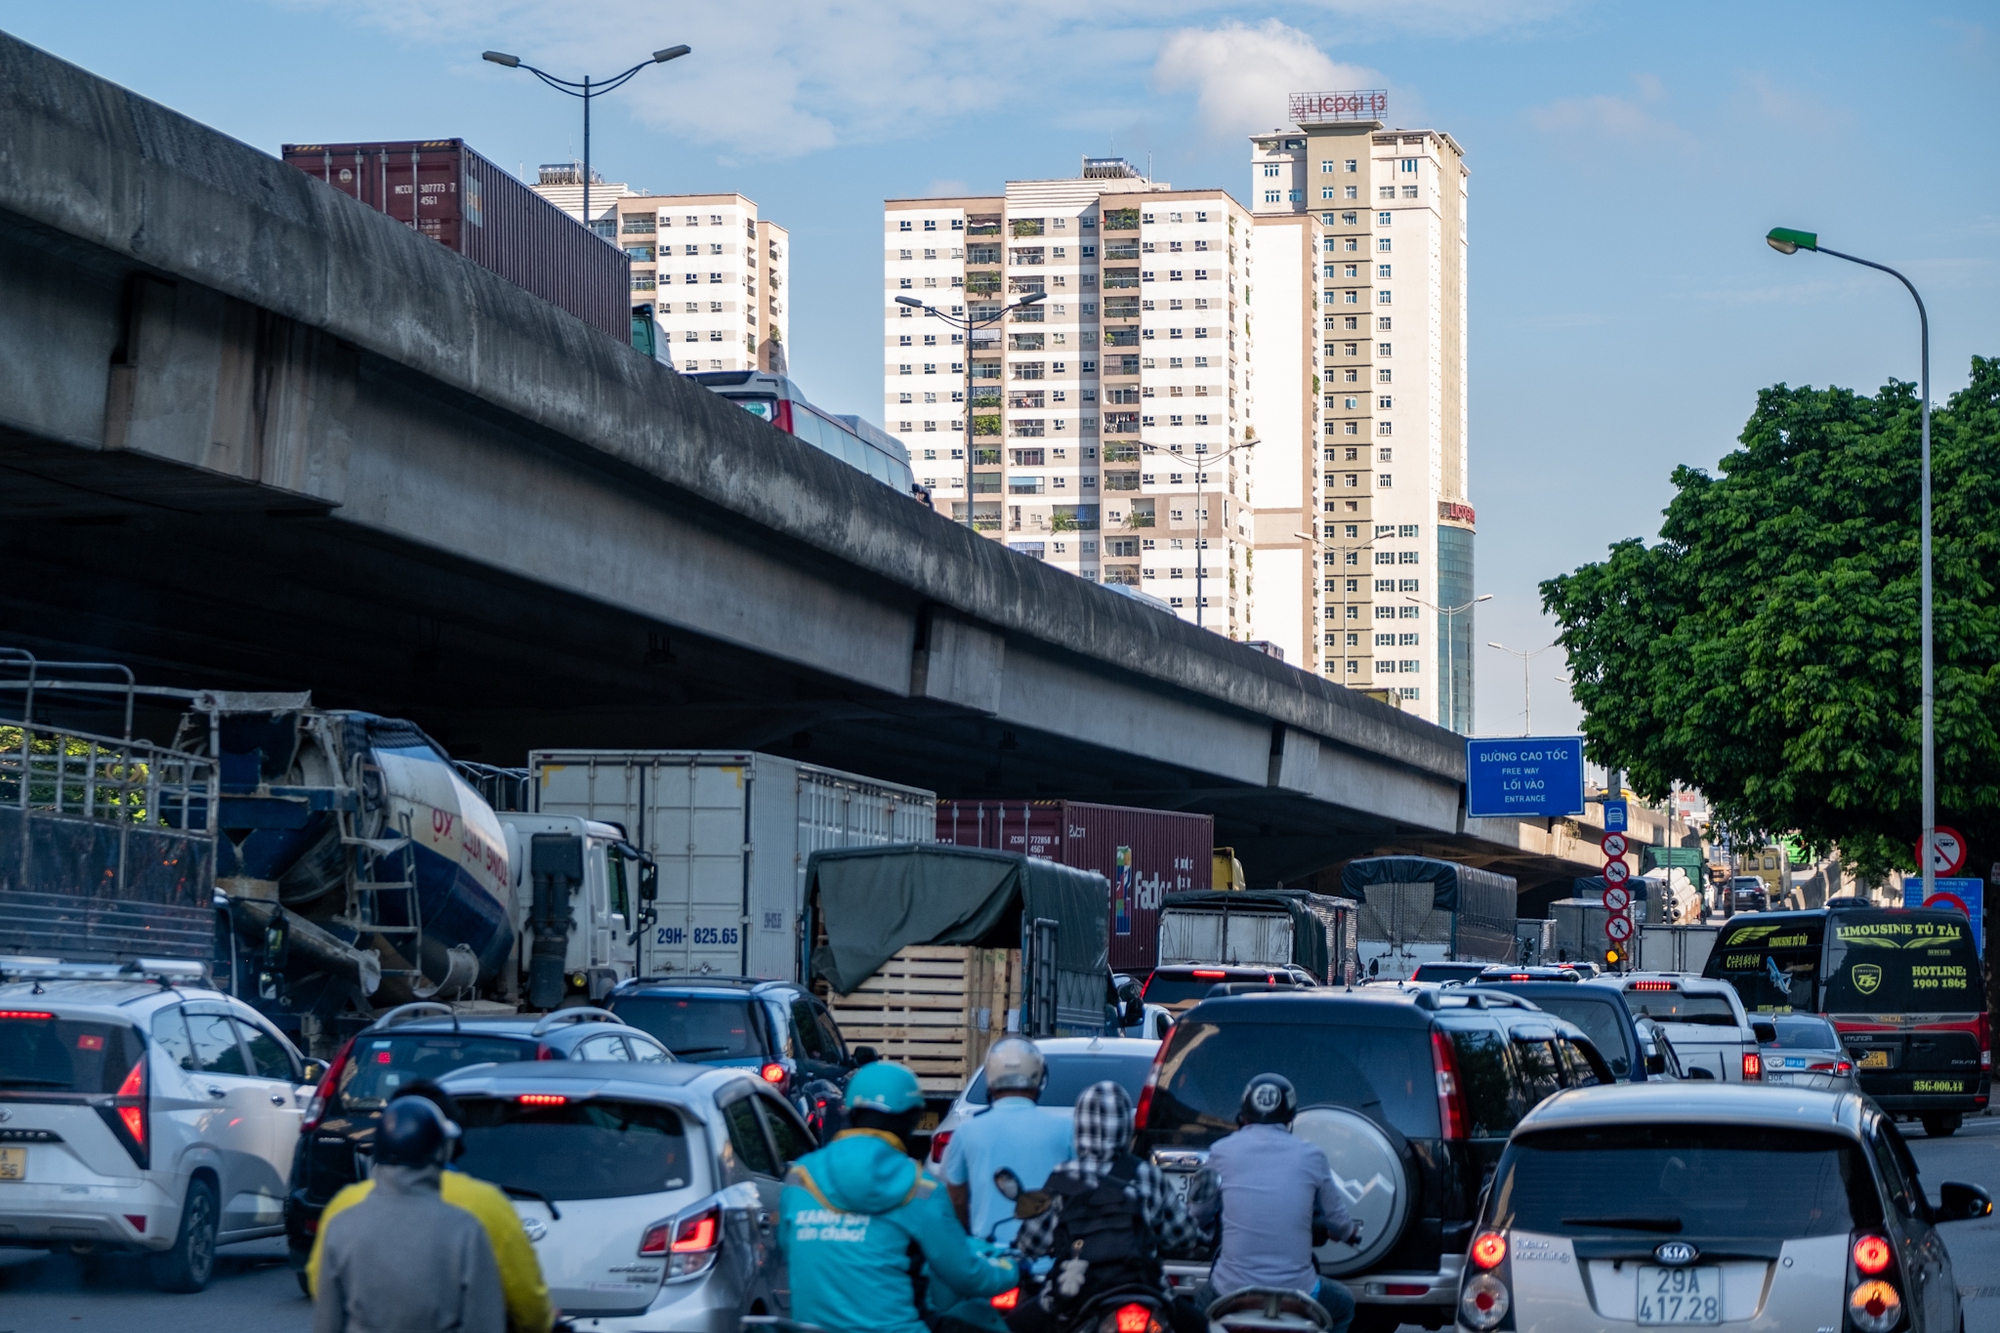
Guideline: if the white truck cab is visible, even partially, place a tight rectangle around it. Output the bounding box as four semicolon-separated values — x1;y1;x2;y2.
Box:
497;815;654;1007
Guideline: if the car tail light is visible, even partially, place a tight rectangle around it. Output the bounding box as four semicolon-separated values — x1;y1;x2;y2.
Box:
1383;1283;1429;1297
1430;1031;1468;1140
518;1094;568;1107
1848;1281;1901;1333
990;1288;1020;1311
1191;969;1227;979
1851;1235;1892;1275
1978;1011;1991;1070
1631;980;1676;991
0;1010;55;1020
1742;1051;1762;1081
1107;1302;1157;1333
1459;1273;1510;1330
1470;1232;1507;1269
123;1214;147;1233
98;1052;149;1169
1836;1060;1853;1075
773;399;794;435
929;1129;954;1164
536;1043;558;1060
1134;1034;1172;1130
642;1204;722;1279
303;1037;356;1132
1506;973;1531;982
760;1062;787;1085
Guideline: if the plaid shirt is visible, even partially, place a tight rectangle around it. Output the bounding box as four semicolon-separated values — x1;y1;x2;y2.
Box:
1015;1081;1208;1260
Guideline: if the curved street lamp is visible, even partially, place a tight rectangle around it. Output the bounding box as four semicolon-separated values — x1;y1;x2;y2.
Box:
484;45;691;234
896;291;1046;530
1296;529;1373;681
1766;227;1934;902
1147;436;1255;631
1405;592;1490;733
1487;640;1554;736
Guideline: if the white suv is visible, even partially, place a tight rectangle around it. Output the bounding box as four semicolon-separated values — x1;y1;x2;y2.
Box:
0;960;321;1291
1590;973;1765;1082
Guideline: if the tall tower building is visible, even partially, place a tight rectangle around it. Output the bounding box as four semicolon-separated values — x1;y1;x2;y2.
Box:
1248;93;1472;730
884;164;1257;637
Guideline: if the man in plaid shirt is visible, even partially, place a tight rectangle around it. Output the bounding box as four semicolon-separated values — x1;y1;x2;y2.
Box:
1015;1082;1208;1333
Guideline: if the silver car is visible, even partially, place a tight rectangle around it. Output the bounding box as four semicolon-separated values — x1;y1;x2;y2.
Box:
1758;1013;1860;1093
439;1061;814;1331
1454;1084;1992;1332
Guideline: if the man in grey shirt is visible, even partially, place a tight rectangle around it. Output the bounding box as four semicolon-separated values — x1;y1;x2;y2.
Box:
1187;1074;1360;1333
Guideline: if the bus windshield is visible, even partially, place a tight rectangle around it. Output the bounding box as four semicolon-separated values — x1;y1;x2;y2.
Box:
1708;917;1824;1013
1706;911;1983;1015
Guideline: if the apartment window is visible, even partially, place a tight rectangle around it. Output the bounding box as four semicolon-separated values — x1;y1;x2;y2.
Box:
1320;161;1336;174
899;364;913;375
899;220;912;231
1378;317;1392;331
1378;212;1392;226
1378;237;1392;253
1344;159;1358;172
1401;157;1418;173
924;219;937;231
1397;551;1419;565
899;335;912;347
1344;186;1358;200
1379;369;1392;383
1377;264;1392;279
1341;211;1358;226
1380;186;1396;200
1343;422;1358;436
1378;290;1392;305
1378;342;1392;357
1375;604;1397;618
1378;473;1393;488
1375;579;1395;592
1375;633;1397;647
1343;473;1359;487
1344;370;1359;383
1320;187;1336;200
924;334;937;345
1399;604;1420;619
1374;551;1395;565
924;363;937;374
1344;343;1358;356
1169;271;1183;282
1343;291;1359;305
1288;190;1302;202
1378;422;1393;436
1263;191;1281;204
709;330;724;342
1398;524;1419;537
710;273;724;283
1193;269;1208;281
1262;163;1281;178
1344;238;1359;252
1343;317;1359;331
1378;396;1393;410
1403;185;1419;198
900;391;913;403
898;248;913;261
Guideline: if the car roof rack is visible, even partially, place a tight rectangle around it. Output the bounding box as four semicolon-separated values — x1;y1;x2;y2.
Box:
618;974;781;989
0;957;208;989
529;1006;624;1037
370;1001;460;1032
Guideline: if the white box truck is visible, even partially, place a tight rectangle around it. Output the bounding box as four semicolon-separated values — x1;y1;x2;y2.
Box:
528;751;936;981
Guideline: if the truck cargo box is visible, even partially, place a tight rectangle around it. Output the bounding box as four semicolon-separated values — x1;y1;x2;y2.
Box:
936;800;1211;973
1157;889;1359;984
1339;855;1517;981
529;751;936;980
281;139;630;341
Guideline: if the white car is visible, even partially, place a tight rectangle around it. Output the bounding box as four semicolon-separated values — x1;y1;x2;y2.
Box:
1589;973;1763;1082
928;1036;1161;1168
0;959;322;1291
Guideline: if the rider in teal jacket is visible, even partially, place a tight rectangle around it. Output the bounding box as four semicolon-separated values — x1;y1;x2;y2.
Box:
779;1062;1018;1333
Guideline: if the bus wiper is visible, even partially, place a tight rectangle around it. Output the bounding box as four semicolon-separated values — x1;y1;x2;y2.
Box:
1562;1216;1682;1233
501;1184;562;1221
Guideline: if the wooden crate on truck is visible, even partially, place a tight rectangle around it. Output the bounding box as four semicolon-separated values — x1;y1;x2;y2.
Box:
828;945;1020;1095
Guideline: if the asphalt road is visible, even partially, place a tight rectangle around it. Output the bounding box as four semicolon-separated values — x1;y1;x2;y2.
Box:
8;1113;1996;1333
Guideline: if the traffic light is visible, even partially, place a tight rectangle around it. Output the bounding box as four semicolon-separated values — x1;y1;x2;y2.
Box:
1604;947;1621;968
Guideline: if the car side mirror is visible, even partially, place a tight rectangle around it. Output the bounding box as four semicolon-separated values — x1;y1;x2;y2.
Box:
1645;1053;1667;1076
639;862;658;903
1937;1182;1993;1222
300;1059;327;1084
994;1167;1022;1201
852;1045;878;1067
1121;997;1144;1028
1752;1021;1778;1045
1687;1066;1717;1080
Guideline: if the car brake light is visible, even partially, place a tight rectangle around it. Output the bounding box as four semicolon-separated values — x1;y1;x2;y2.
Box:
124;1214;147;1233
1470;1232;1507;1269
1134;1034;1171;1130
1978;1012;1991;1070
1431;1031;1468;1140
0;1010;56;1020
672;1211;718;1252
1383;1284;1429;1297
116;1055;146;1145
1191;969;1227;979
1852;1235;1892;1275
1507;974;1531;982
518;1093;567;1106
1459;1273;1510;1330
303;1037;355;1132
760;1063;787;1085
1837;1060;1853;1075
1848;1280;1901;1333
1631;980;1676;991
642;1204;723;1278
929;1129;954;1164
1113;1303;1154;1333
773;399;794;435
1742;1051;1761;1081
991;1288;1020;1310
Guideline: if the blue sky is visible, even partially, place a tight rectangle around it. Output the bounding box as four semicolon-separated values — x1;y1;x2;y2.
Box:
5;0;1993;737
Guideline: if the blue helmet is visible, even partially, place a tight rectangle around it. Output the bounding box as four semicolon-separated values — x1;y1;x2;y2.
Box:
845;1060;924;1115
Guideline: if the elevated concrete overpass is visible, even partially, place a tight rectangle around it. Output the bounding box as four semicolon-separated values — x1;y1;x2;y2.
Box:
0;32;1596;890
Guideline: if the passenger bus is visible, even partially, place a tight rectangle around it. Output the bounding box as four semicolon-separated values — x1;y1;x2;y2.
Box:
1703;904;1989;1135
690;370;919;499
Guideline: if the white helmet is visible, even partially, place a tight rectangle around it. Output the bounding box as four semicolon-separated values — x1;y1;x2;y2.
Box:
983;1037;1047;1097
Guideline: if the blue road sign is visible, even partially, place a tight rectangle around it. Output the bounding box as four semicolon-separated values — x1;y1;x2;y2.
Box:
1905;876;1985;958
1603;799;1629;832
1465;736;1587;819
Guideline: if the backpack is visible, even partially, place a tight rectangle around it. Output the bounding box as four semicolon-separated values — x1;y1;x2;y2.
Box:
1045;1154;1160;1303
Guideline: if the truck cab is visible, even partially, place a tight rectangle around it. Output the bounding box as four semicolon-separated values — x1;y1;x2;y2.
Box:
497;815;654;1005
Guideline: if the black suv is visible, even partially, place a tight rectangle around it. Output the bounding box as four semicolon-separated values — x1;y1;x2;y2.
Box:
1466;977;1661;1082
606;976;858;1103
1135;985;1610;1331
285;1003;670;1282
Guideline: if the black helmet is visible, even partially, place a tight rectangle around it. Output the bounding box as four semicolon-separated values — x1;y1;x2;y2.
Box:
374;1094;459;1167
1238;1073;1297;1126
390;1080;467;1162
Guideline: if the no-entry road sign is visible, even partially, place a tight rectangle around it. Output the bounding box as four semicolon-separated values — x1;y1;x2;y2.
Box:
1603;859;1631;886
1602;884;1631;913
1917;827;1968;877
1605;914;1634;942
1601;832;1629;859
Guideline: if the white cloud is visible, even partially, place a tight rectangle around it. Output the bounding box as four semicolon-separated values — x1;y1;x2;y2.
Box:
1525;76;1690;144
1154;20;1380;138
1310;0;1585;35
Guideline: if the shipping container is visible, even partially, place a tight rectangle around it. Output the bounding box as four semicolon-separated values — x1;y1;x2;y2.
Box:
529;751;936;980
1636;922;1720;974
281;139;630;341
1339;855;1518;981
1157;889;1359;984
935;800;1212;973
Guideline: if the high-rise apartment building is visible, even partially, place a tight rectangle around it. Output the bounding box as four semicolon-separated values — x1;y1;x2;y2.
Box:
1248;94;1471;730
883;163;1258;637
534;166;789;373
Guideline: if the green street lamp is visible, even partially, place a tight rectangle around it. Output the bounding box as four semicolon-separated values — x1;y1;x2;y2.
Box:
1765;226;1935;902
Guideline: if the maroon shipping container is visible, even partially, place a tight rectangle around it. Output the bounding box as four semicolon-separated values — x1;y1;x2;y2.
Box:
936;801;1212;973
280;139;629;341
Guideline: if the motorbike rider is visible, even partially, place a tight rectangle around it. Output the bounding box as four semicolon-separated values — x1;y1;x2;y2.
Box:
307;1080;553;1333
1013;1081;1208;1333
311;1095;506;1333
780;1060;1019;1333
1184;1074;1361;1333
942;1038;1074;1244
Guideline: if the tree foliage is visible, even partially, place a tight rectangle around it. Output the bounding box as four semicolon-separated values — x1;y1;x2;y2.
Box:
1542;358;2000;877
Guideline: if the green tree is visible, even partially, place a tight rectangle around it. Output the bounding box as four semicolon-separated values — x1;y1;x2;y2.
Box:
1541;358;2000;880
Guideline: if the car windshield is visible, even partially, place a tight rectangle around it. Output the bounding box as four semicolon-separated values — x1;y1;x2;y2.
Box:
1143;971;1293;1006
1621;989;1740;1027
1140;1019;1436;1147
0;1014;141;1092
724;395;777;422
965;1052;1157;1106
1519;996;1634;1078
1411;963;1490;983
456;1097;695;1201
1766;1016;1841;1050
609;996;765;1059
1491;1124;1879;1240
338;1034;535;1110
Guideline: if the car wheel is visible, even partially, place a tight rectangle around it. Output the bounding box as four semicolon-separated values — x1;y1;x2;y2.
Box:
1921;1113;1962;1138
150;1177;218;1293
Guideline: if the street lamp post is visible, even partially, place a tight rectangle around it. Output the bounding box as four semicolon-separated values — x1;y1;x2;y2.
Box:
1151;438;1255;630
1405;592;1491;733
896;292;1046;530
1766;227;1934;902
1486;640;1554;736
483;45;691;236
1296;529;1373;681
